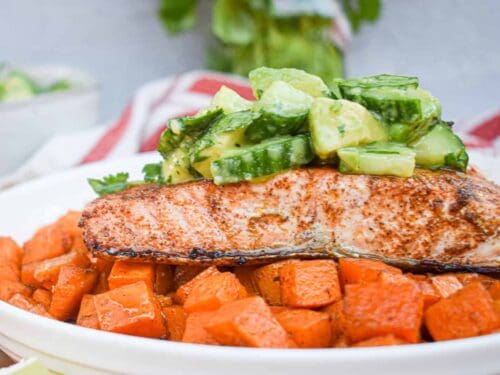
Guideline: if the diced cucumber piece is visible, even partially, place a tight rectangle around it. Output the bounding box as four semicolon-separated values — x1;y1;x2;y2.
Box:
249;67;331;99
388;123;412;143
342;87;441;125
338;143;416;178
211;134;314;185
309;98;388;159
335;74;419;93
157;108;222;159
190;110;260;178
162;135;200;184
0;72;36;102
411;122;468;172
211;85;253;114
245;80;313;142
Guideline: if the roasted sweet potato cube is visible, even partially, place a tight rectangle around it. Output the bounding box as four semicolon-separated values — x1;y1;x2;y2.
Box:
430;275;463;298
56;211;83;243
93;272;109;294
253;260;297;305
21;262;39;287
0;263;20;282
157;294;174;308
205;296;290;348
274;309;331;348
408;275;441;309
338;258;402;286
321;299;347;345
184;272;247;313
488;281;500;300
32;288;52;310
88;256;114;274
23;222;71;265
155;265;174;295
425;282;498;341
0;237;23;267
49;266;98;321
280;260;341;308
33;251;91;290
173;266;208;290
182;311;218;345
8;293;52;318
77;294;100;329
94;281;166;338
344;277;423;343
174;266;219;305
163;305;188;341
352;334;407;347
234;266;259;296
0;280;32;301
108;261;155;290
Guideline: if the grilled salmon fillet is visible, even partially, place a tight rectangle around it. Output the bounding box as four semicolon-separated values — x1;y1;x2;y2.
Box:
81;167;500;273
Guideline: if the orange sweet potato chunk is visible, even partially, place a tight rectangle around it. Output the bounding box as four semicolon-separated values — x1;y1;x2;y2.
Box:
56;211;83;242
253;260;297;306
184;272;247;313
49;266;98;321
0;280;32;301
0;263;20;282
76;294;100;330
174;266;219;305
33;251;91;290
408;275;440;309
8;293;52;318
344;277;423;343
488;281;500;300
94;281;166;338
155;265;174;295
0;237;23;267
23;222;71;265
108;261;155;290
274;309;332;348
205;296;290;348
32;288;52;310
93;272;110;294
234;266;259;296
173;266;208;290
280;260;341;308
352;334;407;347
425;282;498;341
430;275;463;298
322;299;347;345
163;305;188;341
182;311;218;345
338;258;402;286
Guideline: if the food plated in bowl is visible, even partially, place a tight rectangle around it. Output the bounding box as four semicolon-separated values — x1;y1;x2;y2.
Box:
0;151;498;374
0;68;499;374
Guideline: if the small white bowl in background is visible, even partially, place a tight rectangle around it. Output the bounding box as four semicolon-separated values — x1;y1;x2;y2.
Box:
0;65;99;176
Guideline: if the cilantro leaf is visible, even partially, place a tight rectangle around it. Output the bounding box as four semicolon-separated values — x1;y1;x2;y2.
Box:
142;163;163;183
88;172;130;196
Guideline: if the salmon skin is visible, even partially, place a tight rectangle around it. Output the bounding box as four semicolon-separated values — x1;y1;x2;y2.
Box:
80;167;500;274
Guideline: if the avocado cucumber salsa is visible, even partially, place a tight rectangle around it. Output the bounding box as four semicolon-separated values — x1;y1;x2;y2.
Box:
89;67;469;195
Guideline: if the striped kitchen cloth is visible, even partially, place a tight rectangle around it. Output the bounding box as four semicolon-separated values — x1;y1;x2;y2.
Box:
0;70;498;189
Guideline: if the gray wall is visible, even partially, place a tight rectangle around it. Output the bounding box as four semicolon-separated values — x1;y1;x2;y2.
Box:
1;0;498;122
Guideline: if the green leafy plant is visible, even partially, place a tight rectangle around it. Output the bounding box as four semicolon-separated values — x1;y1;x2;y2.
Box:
158;0;381;85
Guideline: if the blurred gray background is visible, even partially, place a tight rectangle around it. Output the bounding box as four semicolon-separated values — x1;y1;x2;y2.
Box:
1;0;498;122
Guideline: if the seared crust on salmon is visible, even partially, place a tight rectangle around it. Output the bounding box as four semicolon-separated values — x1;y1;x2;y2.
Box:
80;167;500;273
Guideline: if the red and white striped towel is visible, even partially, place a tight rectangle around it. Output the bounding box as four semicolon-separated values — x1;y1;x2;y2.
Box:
0;70;498;189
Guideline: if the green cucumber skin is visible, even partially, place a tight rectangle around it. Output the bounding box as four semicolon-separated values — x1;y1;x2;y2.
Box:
343;89;422;124
411;122;469;172
336;74;419;93
158;108;222;159
211;134;314;184
244;111;307;142
161;135;200;184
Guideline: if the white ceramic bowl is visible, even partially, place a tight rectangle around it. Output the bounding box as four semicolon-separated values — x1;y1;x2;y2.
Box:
0;65;99;176
0;152;498;375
